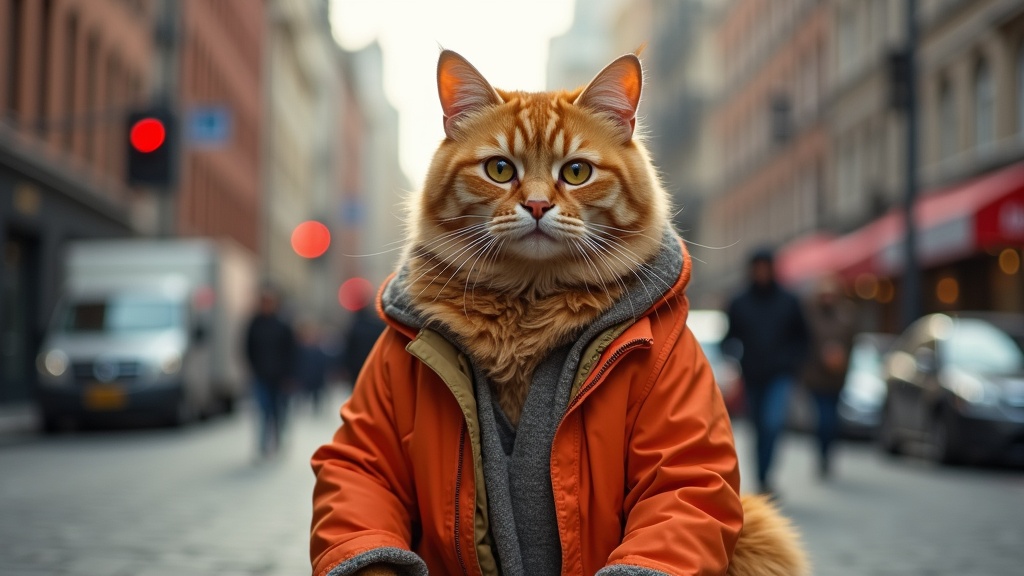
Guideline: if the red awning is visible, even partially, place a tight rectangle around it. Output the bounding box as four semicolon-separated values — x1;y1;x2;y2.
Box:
778;161;1024;284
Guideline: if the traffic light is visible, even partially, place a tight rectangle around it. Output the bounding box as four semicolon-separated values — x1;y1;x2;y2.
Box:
291;220;331;258
127;108;177;187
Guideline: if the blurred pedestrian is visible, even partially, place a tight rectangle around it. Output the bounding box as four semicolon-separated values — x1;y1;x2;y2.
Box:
339;290;386;387
802;276;857;479
244;287;295;458
294;320;329;413
722;248;810;496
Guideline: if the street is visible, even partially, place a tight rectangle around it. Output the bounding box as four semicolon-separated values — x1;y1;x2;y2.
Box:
1;394;1023;576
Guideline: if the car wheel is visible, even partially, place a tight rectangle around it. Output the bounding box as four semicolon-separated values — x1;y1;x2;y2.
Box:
879;401;901;455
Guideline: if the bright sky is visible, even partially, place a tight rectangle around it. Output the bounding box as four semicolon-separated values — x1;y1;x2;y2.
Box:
330;0;576;188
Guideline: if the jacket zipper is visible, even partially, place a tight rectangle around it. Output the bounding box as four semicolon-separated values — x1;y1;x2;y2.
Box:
454;423;470;576
562;338;652;418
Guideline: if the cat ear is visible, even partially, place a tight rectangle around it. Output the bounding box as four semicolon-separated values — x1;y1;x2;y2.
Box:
437;50;502;138
574;54;643;142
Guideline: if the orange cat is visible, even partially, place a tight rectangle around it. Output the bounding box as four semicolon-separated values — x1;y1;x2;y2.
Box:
405;50;665;425
311;50;808;576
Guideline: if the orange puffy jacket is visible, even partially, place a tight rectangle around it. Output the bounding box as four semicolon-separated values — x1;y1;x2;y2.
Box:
312;247;750;576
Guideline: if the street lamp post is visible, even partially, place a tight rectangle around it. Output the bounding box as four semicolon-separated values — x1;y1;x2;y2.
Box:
901;0;921;329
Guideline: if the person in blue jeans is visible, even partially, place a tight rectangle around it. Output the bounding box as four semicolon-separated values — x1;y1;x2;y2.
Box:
245;288;296;457
723;249;809;496
801;276;856;479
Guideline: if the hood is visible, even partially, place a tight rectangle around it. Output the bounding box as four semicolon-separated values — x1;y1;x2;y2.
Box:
377;227;691;340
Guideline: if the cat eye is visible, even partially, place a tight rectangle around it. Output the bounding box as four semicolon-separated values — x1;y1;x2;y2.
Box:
484;157;516;183
560;161;592;186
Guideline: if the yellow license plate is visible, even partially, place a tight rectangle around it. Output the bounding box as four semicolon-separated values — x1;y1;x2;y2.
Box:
84;384;127;410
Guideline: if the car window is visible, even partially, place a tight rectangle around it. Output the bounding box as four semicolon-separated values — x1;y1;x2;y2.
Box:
944;321;1024;374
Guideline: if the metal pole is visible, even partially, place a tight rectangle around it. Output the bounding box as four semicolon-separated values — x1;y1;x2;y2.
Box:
901;0;921;329
156;0;179;238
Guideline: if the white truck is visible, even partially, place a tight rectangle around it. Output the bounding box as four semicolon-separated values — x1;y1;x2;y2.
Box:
36;239;256;429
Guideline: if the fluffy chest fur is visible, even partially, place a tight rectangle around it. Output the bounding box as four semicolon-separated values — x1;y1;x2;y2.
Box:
408;254;621;425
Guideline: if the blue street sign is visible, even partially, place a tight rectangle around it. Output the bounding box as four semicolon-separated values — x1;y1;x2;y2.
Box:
341;198;365;226
187;106;231;148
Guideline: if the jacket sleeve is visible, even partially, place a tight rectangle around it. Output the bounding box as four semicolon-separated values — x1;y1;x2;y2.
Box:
603;326;744;576
310;328;427;576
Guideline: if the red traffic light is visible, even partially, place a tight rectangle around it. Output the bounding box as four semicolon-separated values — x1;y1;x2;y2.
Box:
291;220;331;258
130;118;166;153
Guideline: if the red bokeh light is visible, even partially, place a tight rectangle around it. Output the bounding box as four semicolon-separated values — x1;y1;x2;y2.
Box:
291;220;331;258
130;118;166;153
338;277;374;311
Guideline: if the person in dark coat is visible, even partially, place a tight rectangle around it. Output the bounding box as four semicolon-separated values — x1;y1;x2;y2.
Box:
802;276;857;478
722;249;810;495
294;320;329;413
340;305;387;385
245;288;296;457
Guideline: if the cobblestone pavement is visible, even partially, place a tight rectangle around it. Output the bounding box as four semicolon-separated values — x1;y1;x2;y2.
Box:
1;394;1022;575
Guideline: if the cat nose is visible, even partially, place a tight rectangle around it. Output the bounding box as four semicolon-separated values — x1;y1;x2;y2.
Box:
523;200;553;220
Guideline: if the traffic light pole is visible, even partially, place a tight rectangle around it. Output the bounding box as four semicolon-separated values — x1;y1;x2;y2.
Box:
155;0;180;238
901;0;921;329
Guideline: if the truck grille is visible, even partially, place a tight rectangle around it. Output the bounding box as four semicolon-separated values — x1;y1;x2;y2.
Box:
72;361;143;383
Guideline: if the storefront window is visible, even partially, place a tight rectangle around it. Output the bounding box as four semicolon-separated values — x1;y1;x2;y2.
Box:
974;59;995;154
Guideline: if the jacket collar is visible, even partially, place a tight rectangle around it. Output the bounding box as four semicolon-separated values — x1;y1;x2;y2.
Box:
375;227;692;340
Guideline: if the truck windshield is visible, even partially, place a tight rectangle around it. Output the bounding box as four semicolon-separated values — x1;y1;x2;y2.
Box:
62;296;183;333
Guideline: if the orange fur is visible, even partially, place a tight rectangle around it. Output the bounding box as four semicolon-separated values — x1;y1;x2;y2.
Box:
406;52;667;425
371;50;810;576
728;495;811;576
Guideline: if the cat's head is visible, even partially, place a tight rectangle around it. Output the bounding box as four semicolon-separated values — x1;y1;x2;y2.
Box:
408;50;670;294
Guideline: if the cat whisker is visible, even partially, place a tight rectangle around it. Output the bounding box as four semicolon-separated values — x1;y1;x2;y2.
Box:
470;237;507;306
585;234;678;320
429;234;500;304
341;245;409;258
430;214;491;224
682;238;742;251
409;224;491;260
585;222;648;235
575;237;636;320
407;228;493;297
566;241;595;300
579;236;646;323
462;237;500;317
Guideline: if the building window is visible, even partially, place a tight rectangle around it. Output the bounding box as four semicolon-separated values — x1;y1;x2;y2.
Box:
1017;42;1024;140
939;79;956;159
974;59;995;154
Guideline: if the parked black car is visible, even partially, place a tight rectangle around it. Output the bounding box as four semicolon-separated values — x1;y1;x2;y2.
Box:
837;333;894;438
879;313;1024;465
